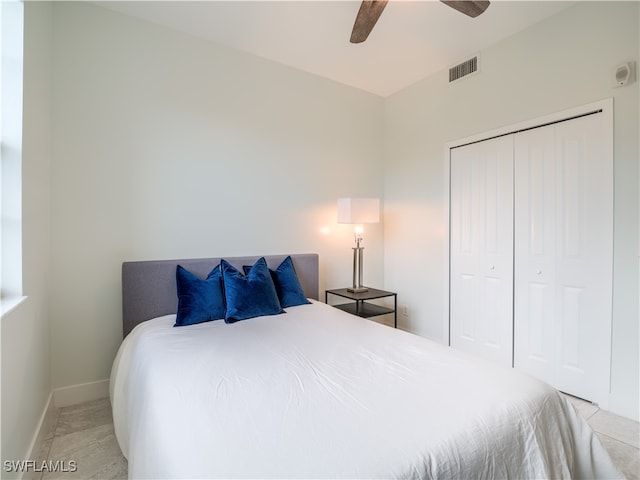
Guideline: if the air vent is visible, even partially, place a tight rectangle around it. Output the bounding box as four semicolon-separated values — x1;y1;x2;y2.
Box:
449;55;479;83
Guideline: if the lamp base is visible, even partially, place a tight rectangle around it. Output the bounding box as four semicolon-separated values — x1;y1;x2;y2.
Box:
347;286;369;293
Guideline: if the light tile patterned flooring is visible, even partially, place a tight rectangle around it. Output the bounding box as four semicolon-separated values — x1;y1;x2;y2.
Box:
37;395;638;479
35;398;126;480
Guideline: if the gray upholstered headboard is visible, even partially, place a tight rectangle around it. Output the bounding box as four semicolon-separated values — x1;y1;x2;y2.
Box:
122;253;319;338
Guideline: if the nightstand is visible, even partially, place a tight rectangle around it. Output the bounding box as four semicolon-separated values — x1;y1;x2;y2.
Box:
325;288;397;328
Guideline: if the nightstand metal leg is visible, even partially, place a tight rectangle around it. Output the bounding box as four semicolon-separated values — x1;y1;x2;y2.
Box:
394;294;397;328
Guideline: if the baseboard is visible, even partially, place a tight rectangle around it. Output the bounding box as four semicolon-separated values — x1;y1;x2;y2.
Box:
21;392;56;480
17;380;110;479
52;379;109;408
608;391;640;422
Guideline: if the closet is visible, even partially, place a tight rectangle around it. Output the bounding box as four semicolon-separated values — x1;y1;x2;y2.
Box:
449;104;613;406
450;135;514;367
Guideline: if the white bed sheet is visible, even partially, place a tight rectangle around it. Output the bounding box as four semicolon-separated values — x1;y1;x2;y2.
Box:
110;300;621;479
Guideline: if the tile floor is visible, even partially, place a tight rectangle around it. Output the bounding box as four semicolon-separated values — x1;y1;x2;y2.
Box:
35;398;126;480
564;394;639;480
36;395;638;479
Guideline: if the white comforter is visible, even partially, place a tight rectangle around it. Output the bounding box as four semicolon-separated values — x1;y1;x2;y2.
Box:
110;301;621;479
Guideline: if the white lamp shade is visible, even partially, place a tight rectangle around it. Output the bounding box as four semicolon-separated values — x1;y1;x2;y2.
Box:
337;198;380;224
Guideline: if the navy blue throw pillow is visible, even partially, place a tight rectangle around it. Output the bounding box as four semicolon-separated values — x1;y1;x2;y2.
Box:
175;265;225;327
242;257;311;308
221;257;284;323
271;256;311;308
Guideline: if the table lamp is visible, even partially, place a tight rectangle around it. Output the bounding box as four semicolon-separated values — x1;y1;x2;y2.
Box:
337;198;380;293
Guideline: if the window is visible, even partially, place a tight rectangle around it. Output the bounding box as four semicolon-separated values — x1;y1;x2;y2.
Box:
0;1;24;313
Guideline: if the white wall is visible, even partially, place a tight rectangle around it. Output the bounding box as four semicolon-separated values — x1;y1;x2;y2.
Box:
384;1;639;420
49;3;385;390
1;2;53;472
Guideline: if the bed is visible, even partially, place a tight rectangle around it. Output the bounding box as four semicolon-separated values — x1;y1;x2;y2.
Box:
111;253;621;479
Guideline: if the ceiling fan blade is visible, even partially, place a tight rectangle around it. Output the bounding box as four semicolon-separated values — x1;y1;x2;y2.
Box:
440;0;490;18
350;0;389;44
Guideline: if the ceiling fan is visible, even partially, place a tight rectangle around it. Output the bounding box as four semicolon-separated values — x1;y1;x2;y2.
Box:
350;0;490;43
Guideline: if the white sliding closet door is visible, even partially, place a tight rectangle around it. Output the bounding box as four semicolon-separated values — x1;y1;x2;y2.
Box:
514;113;613;405
450;135;514;366
513;126;556;385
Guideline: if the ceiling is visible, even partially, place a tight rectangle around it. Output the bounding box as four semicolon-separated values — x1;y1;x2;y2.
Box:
95;0;576;97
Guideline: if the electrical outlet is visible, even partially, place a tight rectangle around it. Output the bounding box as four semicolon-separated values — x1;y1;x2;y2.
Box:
400;304;409;317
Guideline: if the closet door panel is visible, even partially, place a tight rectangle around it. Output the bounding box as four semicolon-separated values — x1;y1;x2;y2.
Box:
514;126;556;384
450;136;513;366
553;114;612;403
451;145;481;350
514;113;612;405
